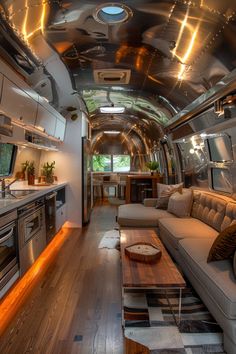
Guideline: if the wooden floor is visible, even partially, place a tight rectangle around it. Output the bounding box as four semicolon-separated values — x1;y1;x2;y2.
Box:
0;200;124;354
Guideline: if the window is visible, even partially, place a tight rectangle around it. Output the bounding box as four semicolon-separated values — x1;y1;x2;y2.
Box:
207;135;233;162
0;143;17;177
113;155;130;172
92;155;111;172
92;155;130;172
211;168;232;194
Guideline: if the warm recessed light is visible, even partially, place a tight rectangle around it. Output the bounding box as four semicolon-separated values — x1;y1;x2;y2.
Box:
100;106;125;113
103;131;120;134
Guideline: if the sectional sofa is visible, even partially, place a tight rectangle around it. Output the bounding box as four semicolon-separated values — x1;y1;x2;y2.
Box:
117;189;236;354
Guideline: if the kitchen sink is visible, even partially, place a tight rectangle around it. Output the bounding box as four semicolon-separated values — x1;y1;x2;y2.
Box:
0;190;39;199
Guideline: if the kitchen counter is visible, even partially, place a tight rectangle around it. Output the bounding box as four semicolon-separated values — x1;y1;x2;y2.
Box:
0;181;67;215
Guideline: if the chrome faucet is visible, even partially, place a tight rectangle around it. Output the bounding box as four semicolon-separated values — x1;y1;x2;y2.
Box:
0;178;18;199
0;178;6;198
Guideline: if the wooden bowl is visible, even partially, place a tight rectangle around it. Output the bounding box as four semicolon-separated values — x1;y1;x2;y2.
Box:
125;242;162;263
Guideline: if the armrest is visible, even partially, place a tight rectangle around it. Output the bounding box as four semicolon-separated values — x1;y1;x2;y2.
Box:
143;198;158;207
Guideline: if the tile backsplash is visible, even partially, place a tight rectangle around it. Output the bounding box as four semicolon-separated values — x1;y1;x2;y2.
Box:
14;146;41;178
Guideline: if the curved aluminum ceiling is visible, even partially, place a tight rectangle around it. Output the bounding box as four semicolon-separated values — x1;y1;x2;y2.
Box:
0;0;235;152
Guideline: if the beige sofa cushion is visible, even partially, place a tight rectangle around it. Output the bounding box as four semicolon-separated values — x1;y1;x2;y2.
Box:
191;191;227;231
159;217;218;250
117;204;175;227
167;189;193;217
156;183;183;209
221;202;236;231
179;237;236;319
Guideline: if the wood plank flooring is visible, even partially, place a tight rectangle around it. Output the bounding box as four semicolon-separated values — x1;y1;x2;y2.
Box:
0;200;124;354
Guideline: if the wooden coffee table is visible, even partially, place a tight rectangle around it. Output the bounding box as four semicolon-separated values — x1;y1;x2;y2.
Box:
120;229;186;325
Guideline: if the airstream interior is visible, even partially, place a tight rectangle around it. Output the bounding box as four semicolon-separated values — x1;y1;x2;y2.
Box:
0;1;236;353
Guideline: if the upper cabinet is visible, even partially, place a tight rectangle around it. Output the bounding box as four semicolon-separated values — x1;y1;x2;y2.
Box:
37;96;66;140
0;59;66;142
0;77;37;126
35;104;56;137
55;117;66;141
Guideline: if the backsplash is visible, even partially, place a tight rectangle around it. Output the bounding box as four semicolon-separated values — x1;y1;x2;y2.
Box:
14;146;41;178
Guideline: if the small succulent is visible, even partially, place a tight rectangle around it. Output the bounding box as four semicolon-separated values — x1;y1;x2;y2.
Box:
42;161;56;183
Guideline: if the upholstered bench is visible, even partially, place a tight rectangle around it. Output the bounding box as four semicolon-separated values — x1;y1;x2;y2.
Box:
118;188;236;354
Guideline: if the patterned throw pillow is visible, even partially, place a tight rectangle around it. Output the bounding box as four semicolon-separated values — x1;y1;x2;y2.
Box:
167;189;193;217
155;183;183;210
207;224;236;262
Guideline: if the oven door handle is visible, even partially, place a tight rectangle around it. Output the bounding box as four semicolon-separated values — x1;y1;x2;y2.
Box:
0;227;14;244
45;192;57;200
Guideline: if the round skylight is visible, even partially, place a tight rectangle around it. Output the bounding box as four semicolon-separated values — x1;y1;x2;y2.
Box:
102;6;124;15
94;3;132;25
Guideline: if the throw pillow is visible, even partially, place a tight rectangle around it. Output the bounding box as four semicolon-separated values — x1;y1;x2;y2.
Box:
167;189;193;217
233;252;236;278
207;224;236;262
155;183;183;209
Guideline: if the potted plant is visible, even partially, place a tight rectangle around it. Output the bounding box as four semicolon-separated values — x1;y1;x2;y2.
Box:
42;161;56;184
17;160;29;180
145;161;160;175
27;161;35;185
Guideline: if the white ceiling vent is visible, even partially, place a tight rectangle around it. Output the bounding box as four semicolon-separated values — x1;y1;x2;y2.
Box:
93;69;131;84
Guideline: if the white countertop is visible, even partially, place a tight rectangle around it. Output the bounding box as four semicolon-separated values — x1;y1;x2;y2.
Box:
0;181;67;215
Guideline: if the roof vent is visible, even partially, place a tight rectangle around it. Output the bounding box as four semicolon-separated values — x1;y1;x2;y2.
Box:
93;3;132;25
93;69;131;84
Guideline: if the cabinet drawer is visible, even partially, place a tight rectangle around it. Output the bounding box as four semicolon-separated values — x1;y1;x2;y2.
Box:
56;204;67;232
19;231;46;276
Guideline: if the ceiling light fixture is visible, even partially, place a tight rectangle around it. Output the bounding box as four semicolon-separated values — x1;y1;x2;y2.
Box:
100;106;125;113
103;131;120;134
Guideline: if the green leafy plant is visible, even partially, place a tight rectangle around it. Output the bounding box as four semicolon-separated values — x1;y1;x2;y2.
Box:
26;161;35;185
42;161;56;183
21;160;29;173
27;161;35;175
145;161;159;172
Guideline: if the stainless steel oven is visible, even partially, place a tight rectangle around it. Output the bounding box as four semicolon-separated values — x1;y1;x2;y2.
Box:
0;209;18;291
18;198;46;275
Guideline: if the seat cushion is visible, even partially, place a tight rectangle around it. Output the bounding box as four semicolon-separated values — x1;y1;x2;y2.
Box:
117;204;175;227
179;237;236;319
159;217;218;250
